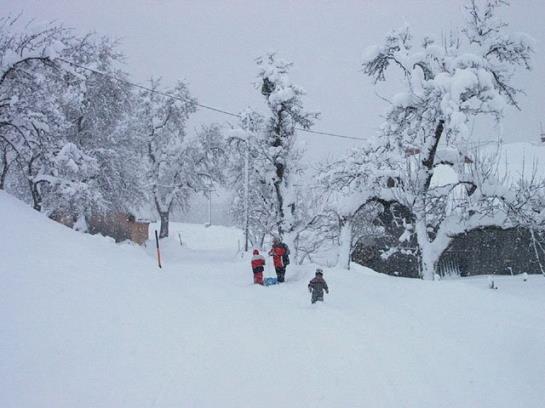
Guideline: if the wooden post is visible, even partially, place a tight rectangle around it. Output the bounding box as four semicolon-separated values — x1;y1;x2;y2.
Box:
155;230;162;269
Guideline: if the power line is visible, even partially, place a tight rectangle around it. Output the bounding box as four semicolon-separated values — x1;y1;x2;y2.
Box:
297;128;364;141
57;57;365;141
58;58;241;118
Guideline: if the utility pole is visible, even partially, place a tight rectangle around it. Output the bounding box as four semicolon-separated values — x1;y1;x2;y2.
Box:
244;140;250;251
208;191;212;225
205;186;214;227
154;230;162;269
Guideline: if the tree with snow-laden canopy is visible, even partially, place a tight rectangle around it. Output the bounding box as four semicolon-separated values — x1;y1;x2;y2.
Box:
0;17;227;235
131;79;225;238
0;17;130;219
321;0;545;278
255;53;319;249
317;143;402;270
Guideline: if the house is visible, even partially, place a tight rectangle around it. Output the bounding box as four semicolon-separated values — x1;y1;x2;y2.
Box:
353;222;545;277
50;210;151;245
87;213;151;245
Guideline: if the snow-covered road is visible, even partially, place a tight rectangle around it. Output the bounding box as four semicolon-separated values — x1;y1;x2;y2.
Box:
2;191;544;408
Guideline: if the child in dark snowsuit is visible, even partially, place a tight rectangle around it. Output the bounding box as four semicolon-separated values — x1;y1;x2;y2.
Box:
308;269;329;304
251;249;265;285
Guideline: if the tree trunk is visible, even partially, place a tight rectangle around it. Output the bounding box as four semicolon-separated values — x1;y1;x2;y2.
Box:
29;181;42;212
415;219;436;280
423;120;445;191
0;147;10;190
154;194;171;239
272;107;287;236
338;216;353;270
26;157;43;211
159;211;169;238
273;175;284;237
0;162;7;189
530;228;545;276
419;246;436;280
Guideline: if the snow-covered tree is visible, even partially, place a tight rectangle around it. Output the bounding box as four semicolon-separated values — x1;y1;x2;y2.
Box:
38;142;102;219
256;53;319;248
132;79;196;237
323;0;538;278
0;18;130;219
60;35;139;215
133;81;225;237
0;18;73;208
317;147;395;270
227;109;277;248
1;55;87;212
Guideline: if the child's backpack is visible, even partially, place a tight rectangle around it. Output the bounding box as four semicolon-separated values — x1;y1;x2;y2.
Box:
281;243;290;266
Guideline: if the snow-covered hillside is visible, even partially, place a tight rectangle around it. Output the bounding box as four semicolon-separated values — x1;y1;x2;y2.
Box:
430;141;545;188
492;142;545;182
1;191;545;408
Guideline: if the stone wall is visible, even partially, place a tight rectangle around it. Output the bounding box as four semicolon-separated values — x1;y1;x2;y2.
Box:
352;203;545;277
352;201;421;278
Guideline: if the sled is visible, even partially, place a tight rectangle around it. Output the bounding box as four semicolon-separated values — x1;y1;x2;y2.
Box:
264;277;278;286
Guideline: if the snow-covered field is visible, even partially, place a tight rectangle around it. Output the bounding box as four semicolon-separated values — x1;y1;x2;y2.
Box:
1;191;545;408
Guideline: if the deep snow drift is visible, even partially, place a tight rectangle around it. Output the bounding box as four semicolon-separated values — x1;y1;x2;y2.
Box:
1;191;545;408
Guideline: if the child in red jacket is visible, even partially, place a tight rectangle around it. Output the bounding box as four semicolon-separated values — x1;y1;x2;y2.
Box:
251;249;265;285
268;237;290;283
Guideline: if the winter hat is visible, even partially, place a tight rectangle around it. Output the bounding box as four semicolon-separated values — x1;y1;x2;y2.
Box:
253;249;259;255
315;268;324;276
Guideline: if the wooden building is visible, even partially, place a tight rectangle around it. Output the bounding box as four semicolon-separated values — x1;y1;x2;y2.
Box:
87;213;151;245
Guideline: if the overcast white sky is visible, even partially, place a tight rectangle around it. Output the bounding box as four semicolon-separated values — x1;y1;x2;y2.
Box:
3;0;544;161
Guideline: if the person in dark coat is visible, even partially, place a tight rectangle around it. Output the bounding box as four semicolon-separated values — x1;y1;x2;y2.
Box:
251;249;265;285
308;268;329;304
268;237;290;283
